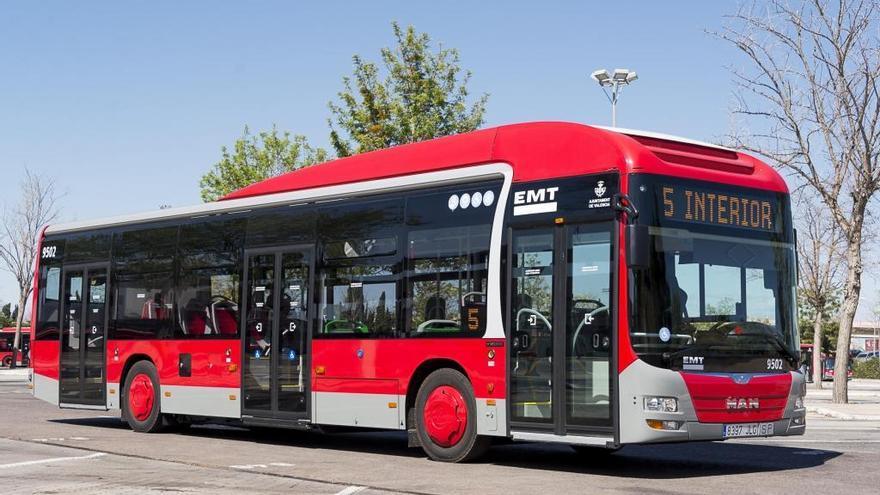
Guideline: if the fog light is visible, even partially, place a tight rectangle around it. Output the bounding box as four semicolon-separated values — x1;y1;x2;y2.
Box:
647;419;682;430
644;396;678;413
792;416;805;426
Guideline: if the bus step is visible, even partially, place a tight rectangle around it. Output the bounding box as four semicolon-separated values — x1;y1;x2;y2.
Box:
241;416;315;431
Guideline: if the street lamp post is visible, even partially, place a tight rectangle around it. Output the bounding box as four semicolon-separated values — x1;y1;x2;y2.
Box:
590;68;638;127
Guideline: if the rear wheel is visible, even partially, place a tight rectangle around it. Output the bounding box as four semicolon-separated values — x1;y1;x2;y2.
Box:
122;361;164;433
1;356;11;368
415;368;490;462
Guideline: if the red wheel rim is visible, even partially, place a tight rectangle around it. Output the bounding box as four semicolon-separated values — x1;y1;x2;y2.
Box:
423;385;468;447
128;373;155;422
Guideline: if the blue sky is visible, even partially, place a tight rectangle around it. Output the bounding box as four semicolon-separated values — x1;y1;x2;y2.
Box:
0;1;876;319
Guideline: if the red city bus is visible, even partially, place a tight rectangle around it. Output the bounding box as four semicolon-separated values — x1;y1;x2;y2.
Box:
29;122;805;461
1;326;31;367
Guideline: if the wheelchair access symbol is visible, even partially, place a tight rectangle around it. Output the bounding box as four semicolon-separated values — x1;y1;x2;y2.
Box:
288;349;296;361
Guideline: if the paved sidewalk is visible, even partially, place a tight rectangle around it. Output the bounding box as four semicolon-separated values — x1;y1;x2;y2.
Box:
805;378;880;420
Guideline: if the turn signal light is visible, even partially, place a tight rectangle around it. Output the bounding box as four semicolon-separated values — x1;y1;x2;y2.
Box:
646;419;681;430
227;364;238;372
315;366;326;375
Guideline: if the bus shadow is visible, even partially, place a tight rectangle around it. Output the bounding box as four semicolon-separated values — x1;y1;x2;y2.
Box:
48;417;841;478
50;417;128;429
485;440;841;478
177;424;841;477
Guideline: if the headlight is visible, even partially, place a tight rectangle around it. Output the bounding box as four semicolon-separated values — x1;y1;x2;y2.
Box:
644;396;678;413
795;396;804;409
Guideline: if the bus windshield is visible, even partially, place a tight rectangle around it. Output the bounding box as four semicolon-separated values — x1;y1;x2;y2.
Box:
628;175;798;373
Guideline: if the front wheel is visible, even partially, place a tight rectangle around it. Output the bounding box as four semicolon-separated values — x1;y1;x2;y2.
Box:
415;368;490;462
122;361;164;433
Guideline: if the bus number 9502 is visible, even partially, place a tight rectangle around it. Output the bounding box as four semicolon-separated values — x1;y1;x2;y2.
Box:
41;246;57;259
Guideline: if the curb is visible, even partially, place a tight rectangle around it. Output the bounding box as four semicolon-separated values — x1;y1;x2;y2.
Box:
806;405;880;421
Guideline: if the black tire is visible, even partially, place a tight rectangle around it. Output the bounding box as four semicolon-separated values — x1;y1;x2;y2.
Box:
1;356;11;368
122;361;164;433
415;368;490;462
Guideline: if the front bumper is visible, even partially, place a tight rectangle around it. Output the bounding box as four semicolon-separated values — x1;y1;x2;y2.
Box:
619;359;807;444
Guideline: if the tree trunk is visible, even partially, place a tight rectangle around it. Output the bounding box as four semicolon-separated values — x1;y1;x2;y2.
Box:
833;233;864;404
10;291;27;370
812;310;823;388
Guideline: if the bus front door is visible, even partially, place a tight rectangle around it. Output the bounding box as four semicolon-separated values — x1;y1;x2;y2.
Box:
241;247;313;421
59;264;108;407
509;221;615;436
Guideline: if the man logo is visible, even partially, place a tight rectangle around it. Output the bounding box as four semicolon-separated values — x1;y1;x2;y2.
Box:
725;397;760;410
594;180;607;198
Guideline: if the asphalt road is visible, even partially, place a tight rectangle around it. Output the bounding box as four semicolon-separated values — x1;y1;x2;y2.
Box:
1;379;878;495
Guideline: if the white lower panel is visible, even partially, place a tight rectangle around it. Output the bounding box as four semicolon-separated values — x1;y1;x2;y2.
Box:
160;385;240;418
33;373;58;406
107;382;120;409
476;398;507;436
313;392;403;429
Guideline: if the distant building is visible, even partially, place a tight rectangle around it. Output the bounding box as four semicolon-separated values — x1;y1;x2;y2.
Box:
852;321;880;352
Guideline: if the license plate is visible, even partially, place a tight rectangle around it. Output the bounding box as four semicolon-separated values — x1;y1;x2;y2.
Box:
723;422;774;438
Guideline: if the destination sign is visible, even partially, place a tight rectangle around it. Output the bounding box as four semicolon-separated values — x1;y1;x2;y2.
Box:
659;185;777;232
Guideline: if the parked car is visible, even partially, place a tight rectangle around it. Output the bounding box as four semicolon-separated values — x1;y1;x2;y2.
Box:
855;350;880;361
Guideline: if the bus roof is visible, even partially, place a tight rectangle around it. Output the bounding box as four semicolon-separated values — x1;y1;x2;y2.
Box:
222;121;787;200
45;121;787;235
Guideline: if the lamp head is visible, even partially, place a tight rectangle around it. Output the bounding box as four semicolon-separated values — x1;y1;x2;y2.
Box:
591;69;612;86
612;68;631;82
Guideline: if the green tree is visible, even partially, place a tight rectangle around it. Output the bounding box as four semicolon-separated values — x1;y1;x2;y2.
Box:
328;22;488;157
199;126;328;202
799;292;840;355
0;303;14;327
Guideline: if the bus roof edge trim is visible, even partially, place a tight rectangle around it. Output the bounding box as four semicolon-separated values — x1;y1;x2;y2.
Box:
44;163;512;235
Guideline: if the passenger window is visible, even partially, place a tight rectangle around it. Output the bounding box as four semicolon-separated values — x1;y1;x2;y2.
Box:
408;226;489;336
113;272;174;339
320;264;397;336
176;219;244;338
317;198;403;338
405;182;499;338
111;226;178;339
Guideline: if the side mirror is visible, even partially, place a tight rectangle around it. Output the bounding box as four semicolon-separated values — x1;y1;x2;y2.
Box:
626;224;650;270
